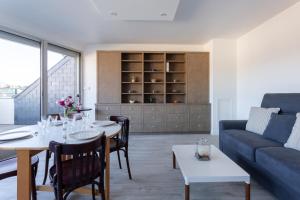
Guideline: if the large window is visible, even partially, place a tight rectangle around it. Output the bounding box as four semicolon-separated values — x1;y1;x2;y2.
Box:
0;30;81;126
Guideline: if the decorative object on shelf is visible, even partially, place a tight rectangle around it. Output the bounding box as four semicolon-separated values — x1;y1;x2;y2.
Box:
131;76;137;83
166;61;170;72
57;95;81;118
172;89;178;93
152;90;156;94
152;68;157;72
173;79;178;83
195;138;210;161
173;100;180;103
129;100;136;104
151;78;157;83
149;96;156;103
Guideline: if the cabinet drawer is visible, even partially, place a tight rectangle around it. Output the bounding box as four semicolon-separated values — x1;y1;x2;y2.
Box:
166;113;188;123
121;105;142;113
143;105;165;114
144;112;165;122
190;118;210;131
166;105;188;114
143;121;165;132
130;123;143;132
165;122;188;132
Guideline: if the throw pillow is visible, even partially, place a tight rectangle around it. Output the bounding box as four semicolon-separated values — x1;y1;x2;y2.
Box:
285;113;300;150
263;113;296;144
246;107;280;135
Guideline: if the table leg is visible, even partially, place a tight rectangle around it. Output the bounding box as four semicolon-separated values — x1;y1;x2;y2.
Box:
185;184;190;200
17;150;32;200
105;137;111;200
173;152;176;169
245;183;250;200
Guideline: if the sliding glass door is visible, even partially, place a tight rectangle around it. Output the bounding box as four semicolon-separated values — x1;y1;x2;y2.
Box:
0;30;81;128
47;44;80;116
0;31;41;125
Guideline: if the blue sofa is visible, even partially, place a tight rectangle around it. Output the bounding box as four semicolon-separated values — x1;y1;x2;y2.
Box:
219;93;300;200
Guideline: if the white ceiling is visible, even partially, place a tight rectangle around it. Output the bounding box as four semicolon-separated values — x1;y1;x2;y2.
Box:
0;0;298;50
91;0;180;21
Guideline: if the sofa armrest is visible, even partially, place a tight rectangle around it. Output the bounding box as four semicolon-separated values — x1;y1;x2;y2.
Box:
219;120;247;131
219;120;247;151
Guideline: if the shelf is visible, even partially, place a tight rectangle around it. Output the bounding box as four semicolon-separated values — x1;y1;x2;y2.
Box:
166;93;185;95
144;60;164;62
144;82;164;84
121;60;142;62
166;82;185;84
122;71;142;73
166;71;185;73
144;71;164;73
167;60;185;63
122;93;142;95
144;93;164;95
122;82;142;84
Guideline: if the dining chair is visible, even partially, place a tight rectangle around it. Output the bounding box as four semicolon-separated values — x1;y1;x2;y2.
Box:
0;155;39;200
42;113;61;185
48;134;106;200
109;116;132;180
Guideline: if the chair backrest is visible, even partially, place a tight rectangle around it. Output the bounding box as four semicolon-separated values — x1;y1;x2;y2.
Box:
110;116;130;145
48;134;106;190
261;93;300;114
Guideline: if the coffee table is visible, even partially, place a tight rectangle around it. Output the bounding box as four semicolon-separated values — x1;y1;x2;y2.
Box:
172;145;250;200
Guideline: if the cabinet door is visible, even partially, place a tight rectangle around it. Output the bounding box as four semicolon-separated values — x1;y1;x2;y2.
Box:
186;53;209;104
143;105;166;132
121;105;143;132
189;104;211;132
97;52;121;103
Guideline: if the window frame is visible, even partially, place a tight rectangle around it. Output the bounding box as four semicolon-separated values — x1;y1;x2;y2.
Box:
0;27;82;121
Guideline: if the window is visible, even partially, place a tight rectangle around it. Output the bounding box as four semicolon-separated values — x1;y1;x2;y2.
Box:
0;30;81;126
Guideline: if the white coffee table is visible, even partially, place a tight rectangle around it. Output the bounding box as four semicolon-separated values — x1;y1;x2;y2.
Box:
172;145;250;200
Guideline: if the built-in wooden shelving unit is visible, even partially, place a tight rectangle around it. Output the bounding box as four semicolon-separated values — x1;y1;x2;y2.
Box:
121;52;186;104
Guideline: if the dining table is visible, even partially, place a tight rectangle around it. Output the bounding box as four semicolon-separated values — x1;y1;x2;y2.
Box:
0;120;121;200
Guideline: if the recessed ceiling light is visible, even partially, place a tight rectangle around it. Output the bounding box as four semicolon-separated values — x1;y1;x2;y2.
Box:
110;12;118;16
160;13;168;17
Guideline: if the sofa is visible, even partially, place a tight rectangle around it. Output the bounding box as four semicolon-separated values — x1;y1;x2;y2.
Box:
219;93;300;200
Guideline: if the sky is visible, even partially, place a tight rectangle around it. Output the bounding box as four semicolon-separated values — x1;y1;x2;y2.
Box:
0;38;64;87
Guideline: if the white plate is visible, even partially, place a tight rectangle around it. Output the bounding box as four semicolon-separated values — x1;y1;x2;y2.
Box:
0;131;33;141
92;121;116;127
69;130;103;140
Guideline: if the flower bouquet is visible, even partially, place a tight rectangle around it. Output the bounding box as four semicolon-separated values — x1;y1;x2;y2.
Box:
57;95;81;118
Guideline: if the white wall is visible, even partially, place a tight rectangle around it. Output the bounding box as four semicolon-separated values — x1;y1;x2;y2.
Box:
237;2;300;119
83;44;205;120
0;98;14;124
204;39;237;134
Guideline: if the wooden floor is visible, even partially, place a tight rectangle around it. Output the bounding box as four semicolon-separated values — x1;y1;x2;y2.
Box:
0;126;276;200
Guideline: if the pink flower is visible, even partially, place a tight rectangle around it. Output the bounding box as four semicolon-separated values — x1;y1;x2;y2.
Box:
57;99;65;106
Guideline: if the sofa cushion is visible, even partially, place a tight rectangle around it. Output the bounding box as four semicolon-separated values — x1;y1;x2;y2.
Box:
285;113;300;151
256;147;300;193
222;130;282;162
246;107;280;135
263;113;296;144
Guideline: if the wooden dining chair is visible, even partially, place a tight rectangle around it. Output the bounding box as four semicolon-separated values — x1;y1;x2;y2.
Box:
0;155;39;200
48;134;106;200
109;116;132;180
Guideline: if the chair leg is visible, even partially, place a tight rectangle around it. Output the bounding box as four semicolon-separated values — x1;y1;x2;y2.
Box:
31;168;37;200
92;183;96;200
117;149;122;169
124;147;132;180
98;183;105;200
43;150;51;185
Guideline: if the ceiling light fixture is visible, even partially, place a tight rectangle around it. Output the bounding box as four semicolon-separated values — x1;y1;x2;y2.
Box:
110;12;118;16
